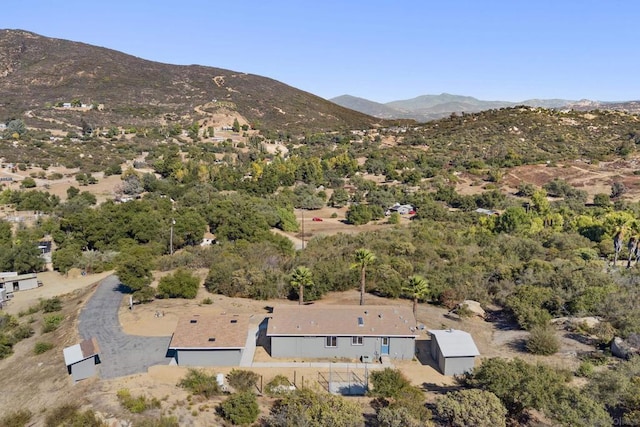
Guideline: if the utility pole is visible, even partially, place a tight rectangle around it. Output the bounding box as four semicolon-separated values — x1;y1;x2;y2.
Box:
170;218;175;255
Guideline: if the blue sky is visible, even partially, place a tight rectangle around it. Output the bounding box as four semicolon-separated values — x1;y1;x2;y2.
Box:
4;1;639;103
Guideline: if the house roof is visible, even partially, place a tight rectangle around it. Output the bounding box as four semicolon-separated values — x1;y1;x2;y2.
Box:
169;314;248;350
63;337;100;366
267;305;418;337
428;329;480;357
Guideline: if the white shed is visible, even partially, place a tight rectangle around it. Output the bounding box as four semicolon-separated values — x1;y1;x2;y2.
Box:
63;337;101;382
429;329;480;375
0;272;41;292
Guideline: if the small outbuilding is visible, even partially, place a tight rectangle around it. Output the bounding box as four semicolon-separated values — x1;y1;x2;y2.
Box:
169;314;248;366
63;337;101;382
0;272;41;292
428;329;480;375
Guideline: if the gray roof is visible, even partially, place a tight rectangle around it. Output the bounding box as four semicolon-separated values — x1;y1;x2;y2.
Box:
429;329;480;357
268;305;418;337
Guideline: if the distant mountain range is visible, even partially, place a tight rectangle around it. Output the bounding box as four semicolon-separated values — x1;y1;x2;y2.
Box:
330;93;640;122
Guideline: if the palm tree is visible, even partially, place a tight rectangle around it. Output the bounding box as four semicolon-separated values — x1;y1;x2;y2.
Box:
352;248;376;305
290;266;313;305
402;275;430;321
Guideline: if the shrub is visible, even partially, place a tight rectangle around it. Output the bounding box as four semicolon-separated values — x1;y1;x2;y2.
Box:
226;369;259;392
42;314;63;333
34;341;54;354
134;416;179;427
157;268;200;299
434;389;507;427
526;325;560;355
265;374;293;396
369;368;412;398
201;297;213;305
576;361;594;378
117;389;160;413
12;324;34;340
41;297;62;313
0;409;32;427
219;392;259;425
178;369;221;398
45;404;102;427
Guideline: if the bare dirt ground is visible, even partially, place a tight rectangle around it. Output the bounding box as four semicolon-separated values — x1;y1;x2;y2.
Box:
455;157;640;203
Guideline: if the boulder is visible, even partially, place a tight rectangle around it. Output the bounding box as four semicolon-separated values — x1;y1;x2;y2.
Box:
459;300;486;319
611;334;640;359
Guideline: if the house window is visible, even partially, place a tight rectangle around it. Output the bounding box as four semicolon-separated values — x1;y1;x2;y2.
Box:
352;336;363;345
325;336;337;347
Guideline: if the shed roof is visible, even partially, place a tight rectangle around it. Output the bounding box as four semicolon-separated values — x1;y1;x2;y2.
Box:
169;314;248;350
267;305;418;337
63;337;100;366
429;329;480;357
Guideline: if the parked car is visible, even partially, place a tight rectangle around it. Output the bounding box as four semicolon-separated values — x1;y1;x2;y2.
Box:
312;217;323;222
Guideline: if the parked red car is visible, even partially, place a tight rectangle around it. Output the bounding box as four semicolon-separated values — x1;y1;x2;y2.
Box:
312;217;323;222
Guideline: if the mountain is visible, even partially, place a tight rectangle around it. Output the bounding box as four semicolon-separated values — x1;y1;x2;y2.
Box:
0;30;386;134
332;93;640;122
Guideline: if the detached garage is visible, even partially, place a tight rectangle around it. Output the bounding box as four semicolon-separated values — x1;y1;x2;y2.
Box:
63;337;101;382
169;314;248;366
429;329;480;376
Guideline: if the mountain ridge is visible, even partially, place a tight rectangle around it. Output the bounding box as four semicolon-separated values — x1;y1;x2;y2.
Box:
330;93;640;122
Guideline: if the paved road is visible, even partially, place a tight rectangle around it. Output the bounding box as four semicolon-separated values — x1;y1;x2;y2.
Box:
78;275;172;379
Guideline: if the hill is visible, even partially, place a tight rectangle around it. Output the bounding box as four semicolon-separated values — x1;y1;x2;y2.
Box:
0;29;385;134
332;92;640;122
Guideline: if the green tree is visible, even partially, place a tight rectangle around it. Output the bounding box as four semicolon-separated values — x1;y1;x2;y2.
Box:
232;118;240;133
290;266;313;305
402;275;430;321
434;389;507;427
345;204;372;225
115;246;154;293
329;188;349;208
352;248;376;305
20;177;36;189
157;268;200;299
220;392;259;425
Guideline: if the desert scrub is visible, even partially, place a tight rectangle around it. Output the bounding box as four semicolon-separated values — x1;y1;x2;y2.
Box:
34;341;54;354
226;369;259;392
178;368;221;398
0;409;32;427
265;374;293;396
117;388;160;413
42;314;64;333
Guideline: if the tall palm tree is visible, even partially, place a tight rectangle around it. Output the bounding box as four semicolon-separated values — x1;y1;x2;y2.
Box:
290;266;313;305
352;248;376;305
402;275;430;321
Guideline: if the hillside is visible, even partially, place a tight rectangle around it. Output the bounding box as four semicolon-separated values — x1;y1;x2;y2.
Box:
0;29;384;134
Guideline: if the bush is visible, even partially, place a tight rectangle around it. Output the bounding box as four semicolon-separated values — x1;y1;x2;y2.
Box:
201;297;213;305
157;268;200;299
41;297;62;313
42;314;63;333
117;389;160;413
134;416;180;427
226;369;259;392
219;392;259;425
34;341;54;354
576;361;594;378
45;404;102;427
0;409;32;427
265;374;293;396
434;389;507;427
526;325;560;355
12;324;34;340
178;368;221;398
369;368;412;398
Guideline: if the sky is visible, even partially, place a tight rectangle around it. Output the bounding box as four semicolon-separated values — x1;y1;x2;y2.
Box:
3;0;639;103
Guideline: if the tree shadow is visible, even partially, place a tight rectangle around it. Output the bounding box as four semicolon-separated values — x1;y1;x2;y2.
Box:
507;337;528;353
421;382;462;395
563;331;597;347
485;308;520;331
